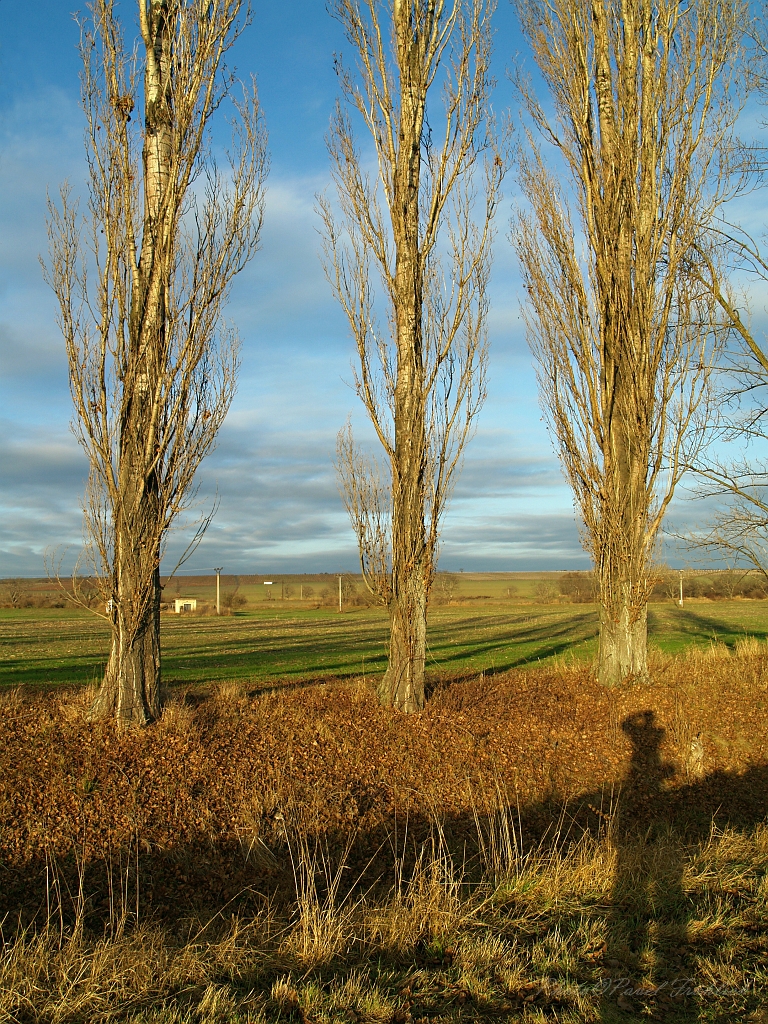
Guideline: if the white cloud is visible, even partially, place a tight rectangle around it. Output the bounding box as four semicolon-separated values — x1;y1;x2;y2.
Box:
0;84;611;578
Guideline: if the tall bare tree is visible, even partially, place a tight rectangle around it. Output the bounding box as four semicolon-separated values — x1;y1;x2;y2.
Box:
320;0;503;713
512;0;744;684
45;0;267;724
685;231;768;570
680;13;768;576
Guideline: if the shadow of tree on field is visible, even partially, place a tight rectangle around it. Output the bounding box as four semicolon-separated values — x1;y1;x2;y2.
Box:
13;601;767;694
647;605;768;647
425;609;600;675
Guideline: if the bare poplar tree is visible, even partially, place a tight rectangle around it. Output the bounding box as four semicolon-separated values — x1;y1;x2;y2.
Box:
45;0;267;724
679;17;768;575
320;0;503;713
686;235;768;571
512;0;744;684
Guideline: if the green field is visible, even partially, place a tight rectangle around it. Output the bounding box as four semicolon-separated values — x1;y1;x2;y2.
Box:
2;571;768;689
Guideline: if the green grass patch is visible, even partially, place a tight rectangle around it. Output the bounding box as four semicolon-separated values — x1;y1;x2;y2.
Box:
3;593;768;689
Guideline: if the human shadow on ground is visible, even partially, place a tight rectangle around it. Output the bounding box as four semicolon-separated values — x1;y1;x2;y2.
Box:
599;712;695;1022
578;709;768;1023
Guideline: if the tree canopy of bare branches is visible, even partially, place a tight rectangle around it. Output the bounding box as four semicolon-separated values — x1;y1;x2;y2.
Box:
45;0;268;725
680;13;768;576
512;0;744;685
320;0;503;712
686;232;768;570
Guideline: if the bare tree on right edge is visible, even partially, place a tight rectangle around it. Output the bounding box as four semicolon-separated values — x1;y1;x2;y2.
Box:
684;233;768;573
674;11;768;579
512;0;745;685
320;0;503;713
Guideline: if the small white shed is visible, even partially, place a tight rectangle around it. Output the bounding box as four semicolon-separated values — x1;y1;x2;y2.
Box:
174;598;197;613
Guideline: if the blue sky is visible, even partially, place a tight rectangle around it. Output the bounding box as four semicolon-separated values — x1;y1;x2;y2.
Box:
0;1;758;578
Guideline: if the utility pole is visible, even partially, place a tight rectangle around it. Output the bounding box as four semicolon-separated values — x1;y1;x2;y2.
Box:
679;570;684;608
214;567;223;615
338;575;343;613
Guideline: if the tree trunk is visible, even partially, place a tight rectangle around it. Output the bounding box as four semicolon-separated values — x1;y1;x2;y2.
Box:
382;386;428;711
88;0;170;727
377;5;429;712
598;600;647;685
596;429;651;686
91;566;161;725
380;558;427;712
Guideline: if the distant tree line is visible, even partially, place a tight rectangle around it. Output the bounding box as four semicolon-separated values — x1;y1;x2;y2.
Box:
557;570;768;604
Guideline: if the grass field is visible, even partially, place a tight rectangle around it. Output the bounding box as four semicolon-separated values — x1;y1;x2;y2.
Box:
2;571;768;689
2;574;768;1021
2;647;768;1022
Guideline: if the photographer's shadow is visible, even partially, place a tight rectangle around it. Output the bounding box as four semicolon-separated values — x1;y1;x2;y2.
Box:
601;711;698;1021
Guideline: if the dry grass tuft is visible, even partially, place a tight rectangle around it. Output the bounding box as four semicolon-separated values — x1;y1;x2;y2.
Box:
1;819;767;1021
0;685;26;711
270;975;301;1014
158;692;197;733
196;981;239;1021
0;925;168;1020
689;640;731;663
367;832;472;956
280;831;360;967
58;683;98;724
214;679;246;704
733;634;767;659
